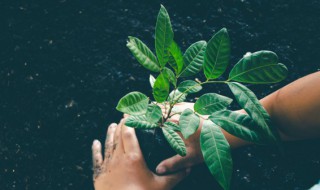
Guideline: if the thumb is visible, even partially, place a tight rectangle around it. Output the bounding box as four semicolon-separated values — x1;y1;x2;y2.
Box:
156;168;191;189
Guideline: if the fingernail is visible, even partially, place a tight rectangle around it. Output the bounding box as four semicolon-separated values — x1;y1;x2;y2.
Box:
93;139;99;145
110;123;117;128
156;166;166;174
93;140;101;147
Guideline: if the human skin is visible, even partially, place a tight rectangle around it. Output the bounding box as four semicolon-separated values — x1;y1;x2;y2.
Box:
92;119;190;190
92;71;320;189
156;71;320;174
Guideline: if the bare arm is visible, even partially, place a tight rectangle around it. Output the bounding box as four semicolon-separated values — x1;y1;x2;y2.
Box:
156;71;320;174
264;71;320;140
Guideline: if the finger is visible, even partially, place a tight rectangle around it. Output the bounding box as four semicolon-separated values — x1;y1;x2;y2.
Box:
156;168;191;189
123;114;130;118
92;140;103;179
114;119;125;153
104;123;117;160
166;116;179;124
156;154;192;174
121;123;141;154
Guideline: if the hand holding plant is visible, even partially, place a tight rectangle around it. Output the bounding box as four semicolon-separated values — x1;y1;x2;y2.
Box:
92;120;189;190
116;5;288;190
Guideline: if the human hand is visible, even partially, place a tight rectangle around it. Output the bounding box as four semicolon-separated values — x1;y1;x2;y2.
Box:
156;102;205;175
92;119;190;190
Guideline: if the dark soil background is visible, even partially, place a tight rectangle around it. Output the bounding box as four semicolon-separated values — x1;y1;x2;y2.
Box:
1;0;320;189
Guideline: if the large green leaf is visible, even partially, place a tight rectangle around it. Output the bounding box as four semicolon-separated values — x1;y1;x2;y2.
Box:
155;5;174;67
194;93;232;115
163;67;177;87
162;127;186;156
125;115;158;128
228;82;278;143
210;110;267;144
153;72;170;103
203;28;231;79
179;41;207;77
167;90;187;103
177;80;202;94
127;36;160;72
200;120;232;190
179;108;200;139
168;41;184;74
164;121;180;132
146;104;162;123
116;92;149;115
228;51;288;84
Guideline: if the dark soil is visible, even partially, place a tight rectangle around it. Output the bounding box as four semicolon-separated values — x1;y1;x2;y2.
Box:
1;0;319;189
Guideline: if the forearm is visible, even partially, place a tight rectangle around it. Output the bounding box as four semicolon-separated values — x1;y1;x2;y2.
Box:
155;72;320;174
223;71;320;149
265;71;320;139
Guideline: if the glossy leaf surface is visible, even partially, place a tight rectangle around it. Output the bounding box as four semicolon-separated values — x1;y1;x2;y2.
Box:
168;41;184;74
127;36;160;72
162;127;186;156
164;121;181;132
153;73;170;103
116;92;149;115
125;115;158;128
228;51;288;84
228;82;277;143
163;67;177;87
200;120;232;190
194;93;232;115
210;110;267;144
179;41;207;77
167;90;187;103
155;5;174;67
177;80;202;94
179;108;200;139
203;28;231;79
146;104;162;123
149;74;156;88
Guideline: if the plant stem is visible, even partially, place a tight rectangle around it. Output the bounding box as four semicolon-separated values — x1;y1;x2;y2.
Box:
200;80;228;85
164;103;174;122
163;80;228;123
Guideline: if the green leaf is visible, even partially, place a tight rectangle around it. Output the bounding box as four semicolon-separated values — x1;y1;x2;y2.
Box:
179;41;207;77
162;127;186;156
168;41;184;74
200;120;232;190
228;82;278;143
146;104;162;123
163;67;177;87
127;36;160;72
125;115;158;128
179;108;200;139
168;90;187;103
164;121;180;132
177;80;202;94
228;51;288;84
155;5;174;67
203;28;231;79
153;72;170;103
210;110;267;144
116;92;149;115
149;74;156;88
194;93;233;115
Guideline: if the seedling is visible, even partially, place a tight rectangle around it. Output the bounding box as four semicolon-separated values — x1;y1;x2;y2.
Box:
116;5;288;190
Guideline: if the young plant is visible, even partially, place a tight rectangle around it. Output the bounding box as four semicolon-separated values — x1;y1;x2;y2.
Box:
116;5;288;190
